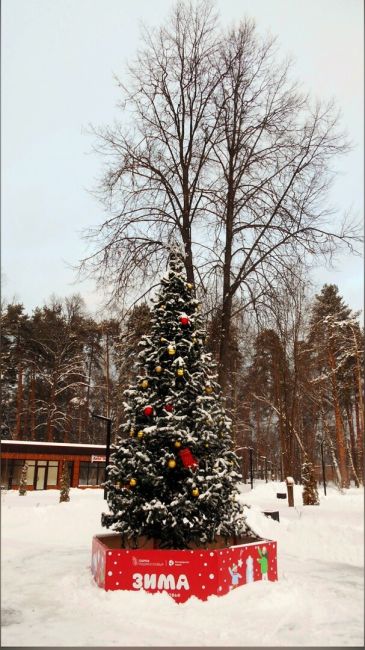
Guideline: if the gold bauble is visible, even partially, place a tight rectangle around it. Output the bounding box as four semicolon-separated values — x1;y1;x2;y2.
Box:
187;283;193;290
140;379;149;389
176;368;184;376
129;478;137;487
192;488;199;497
167;345;176;356
137;430;144;438
205;385;213;394
155;365;163;373
174;440;182;448
160;337;167;343
129;429;135;437
168;459;176;469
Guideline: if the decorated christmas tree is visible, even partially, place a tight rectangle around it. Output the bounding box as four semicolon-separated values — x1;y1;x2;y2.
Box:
102;247;258;549
302;453;320;506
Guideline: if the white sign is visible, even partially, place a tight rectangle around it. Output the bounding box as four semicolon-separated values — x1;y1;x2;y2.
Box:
91;455;106;463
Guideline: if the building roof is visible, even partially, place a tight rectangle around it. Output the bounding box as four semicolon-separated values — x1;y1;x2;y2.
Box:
1;440;106;449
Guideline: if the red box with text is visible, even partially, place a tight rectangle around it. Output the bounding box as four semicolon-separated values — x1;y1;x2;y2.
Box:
91;534;278;603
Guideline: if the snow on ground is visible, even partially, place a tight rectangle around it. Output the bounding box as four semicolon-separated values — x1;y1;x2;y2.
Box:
1;481;363;647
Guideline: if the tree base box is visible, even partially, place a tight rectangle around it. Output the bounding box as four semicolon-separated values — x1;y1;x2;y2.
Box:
91;534;278;603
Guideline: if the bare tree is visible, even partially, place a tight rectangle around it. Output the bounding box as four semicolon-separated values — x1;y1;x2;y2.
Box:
81;0;222;303
80;3;361;395
209;19;359;391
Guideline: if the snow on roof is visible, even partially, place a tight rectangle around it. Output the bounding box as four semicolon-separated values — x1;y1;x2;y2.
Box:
1;440;106;449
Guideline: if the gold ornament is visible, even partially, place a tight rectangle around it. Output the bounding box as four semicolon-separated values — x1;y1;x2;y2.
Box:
192;337;197;344
168;459;176;469
155;365;163;373
192;487;199;497
205;385;213;395
129;429;135;437
187;283;193;290
137;430;144;439
129;478;137;487
140;379;149;389
167;345;176;356
160;337;167;343
174;440;182;448
176;368;184;377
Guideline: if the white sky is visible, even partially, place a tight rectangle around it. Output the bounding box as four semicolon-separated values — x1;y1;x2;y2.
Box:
2;0;364;318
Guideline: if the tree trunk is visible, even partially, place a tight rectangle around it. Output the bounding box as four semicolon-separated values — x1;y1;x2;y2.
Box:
14;364;23;440
29;367;36;440
328;349;349;488
353;367;364;484
218;174;235;396
345;402;359;485
46;377;56;442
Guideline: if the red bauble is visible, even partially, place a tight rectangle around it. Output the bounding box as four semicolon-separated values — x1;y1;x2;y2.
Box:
179;315;190;327
164;403;174;412
179;447;198;468
143;405;153;417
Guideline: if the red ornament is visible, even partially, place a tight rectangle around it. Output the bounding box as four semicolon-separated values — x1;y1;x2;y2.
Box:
179;448;198;468
179;315;190;327
164;403;173;412
143;405;153;417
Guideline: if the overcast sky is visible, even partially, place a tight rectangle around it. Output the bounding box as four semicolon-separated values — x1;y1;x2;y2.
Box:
2;0;364;319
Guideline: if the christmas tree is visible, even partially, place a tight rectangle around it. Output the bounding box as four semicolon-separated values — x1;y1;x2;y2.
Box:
302;453;320;505
102;247;257;549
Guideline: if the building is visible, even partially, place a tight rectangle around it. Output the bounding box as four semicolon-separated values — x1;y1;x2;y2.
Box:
1;440;107;491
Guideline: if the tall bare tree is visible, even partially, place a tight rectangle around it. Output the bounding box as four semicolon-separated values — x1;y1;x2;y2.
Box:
80;2;361;395
81;0;222;301
209;19;358;391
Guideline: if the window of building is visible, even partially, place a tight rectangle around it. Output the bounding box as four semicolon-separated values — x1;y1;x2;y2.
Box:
46;462;58;486
79;461;105;486
1;459;60;489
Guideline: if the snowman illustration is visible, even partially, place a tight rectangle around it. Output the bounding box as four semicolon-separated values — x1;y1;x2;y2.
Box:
246;555;254;583
257;546;269;581
228;562;242;588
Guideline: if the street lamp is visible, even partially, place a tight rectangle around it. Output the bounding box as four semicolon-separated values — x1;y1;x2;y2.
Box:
91;413;112;500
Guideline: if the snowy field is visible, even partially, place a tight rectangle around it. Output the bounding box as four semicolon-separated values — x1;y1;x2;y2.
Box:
1;481;363;647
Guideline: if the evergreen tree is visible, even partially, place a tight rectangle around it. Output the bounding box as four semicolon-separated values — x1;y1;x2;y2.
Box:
308;285;353;488
59;462;70;503
102;248;256;549
301;453;319;505
18;462;28;496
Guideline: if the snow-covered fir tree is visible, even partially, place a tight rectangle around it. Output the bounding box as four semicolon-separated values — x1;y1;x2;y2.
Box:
301;453;319;505
59;462;70;503
102;248;257;549
18;462;28;496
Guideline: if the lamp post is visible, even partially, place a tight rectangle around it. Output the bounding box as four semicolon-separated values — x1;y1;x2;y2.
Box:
91;413;112;500
320;438;327;496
